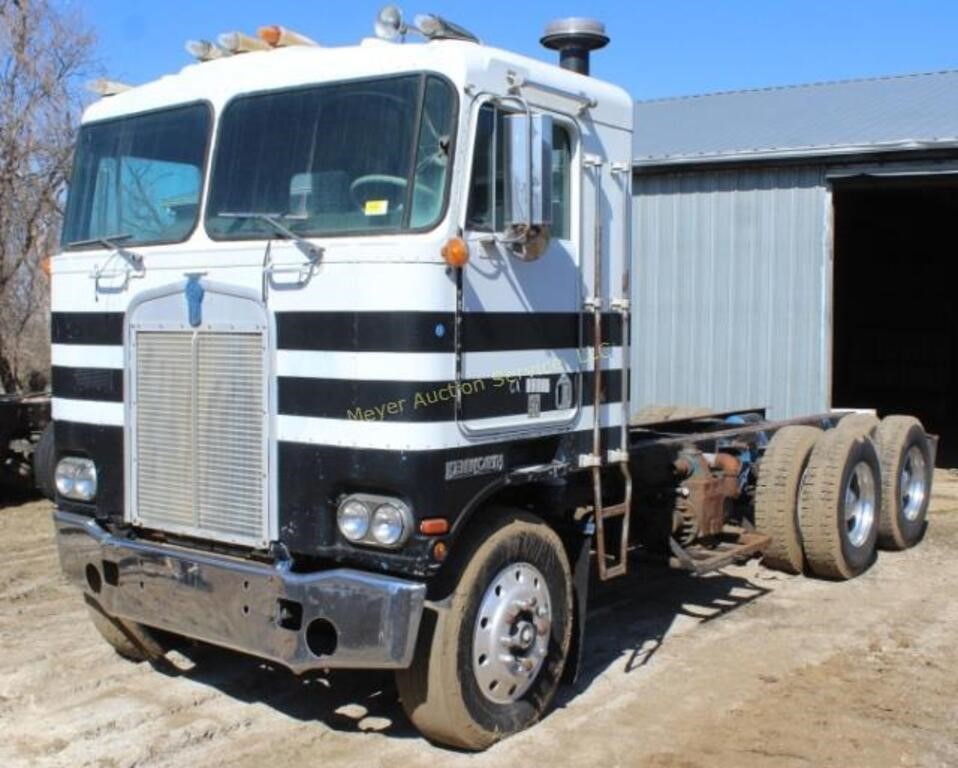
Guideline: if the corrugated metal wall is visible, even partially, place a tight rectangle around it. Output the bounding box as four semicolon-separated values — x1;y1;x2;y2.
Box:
631;165;830;420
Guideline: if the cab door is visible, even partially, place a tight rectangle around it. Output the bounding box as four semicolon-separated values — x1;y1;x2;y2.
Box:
457;102;582;435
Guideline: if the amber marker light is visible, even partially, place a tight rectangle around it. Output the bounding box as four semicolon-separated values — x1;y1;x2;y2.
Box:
419;518;449;536
432;541;448;561
257;25;319;47
441;237;469;268
257;25;283;46
40;256;52;277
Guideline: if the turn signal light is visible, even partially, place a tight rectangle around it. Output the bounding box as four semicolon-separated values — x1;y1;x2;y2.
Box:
441;237;469;268
419;518;449;536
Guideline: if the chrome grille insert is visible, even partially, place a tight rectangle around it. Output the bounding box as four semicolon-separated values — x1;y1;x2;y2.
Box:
131;328;268;547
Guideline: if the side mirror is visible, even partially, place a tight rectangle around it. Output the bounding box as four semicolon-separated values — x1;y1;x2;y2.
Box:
503;112;553;260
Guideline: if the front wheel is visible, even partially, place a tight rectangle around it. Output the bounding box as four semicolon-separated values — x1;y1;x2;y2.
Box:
395;509;572;750
85;596;169;662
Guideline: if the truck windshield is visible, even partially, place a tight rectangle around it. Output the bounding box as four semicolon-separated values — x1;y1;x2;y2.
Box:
62;103;211;248
206;74;456;239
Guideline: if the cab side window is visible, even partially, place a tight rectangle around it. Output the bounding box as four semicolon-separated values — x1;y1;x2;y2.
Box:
466;104;572;240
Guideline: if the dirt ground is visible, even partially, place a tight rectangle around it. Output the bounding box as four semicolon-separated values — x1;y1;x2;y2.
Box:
1;474;956;768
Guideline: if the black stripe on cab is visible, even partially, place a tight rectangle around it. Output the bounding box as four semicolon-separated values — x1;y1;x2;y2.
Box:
458;312;623;351
277;311;455;353
598;312;624;347
461;312;579;353
51;366;124;402
277;370;622;422
51;312;124;346
276;311;624;354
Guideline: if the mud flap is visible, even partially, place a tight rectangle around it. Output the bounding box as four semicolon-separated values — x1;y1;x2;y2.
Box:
561;533;592;685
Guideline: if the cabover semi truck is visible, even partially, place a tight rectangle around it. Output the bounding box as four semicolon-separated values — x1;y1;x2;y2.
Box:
51;8;936;749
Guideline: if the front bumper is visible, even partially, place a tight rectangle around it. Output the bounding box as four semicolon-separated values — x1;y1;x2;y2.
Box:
54;510;426;673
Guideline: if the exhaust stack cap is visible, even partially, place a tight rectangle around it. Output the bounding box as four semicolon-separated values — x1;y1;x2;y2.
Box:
540;17;608;76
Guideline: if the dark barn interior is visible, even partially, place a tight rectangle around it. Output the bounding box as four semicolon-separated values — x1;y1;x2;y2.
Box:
832;175;958;465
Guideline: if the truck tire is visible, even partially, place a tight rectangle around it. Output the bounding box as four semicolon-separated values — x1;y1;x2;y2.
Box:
798;428;881;580
754;425;822;574
875;416;932;550
836;412;879;437
85;596;168;662
34;423;55;500
395;509;572;750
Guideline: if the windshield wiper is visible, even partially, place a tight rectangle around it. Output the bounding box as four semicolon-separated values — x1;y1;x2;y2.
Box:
219;212;322;263
66;233;144;271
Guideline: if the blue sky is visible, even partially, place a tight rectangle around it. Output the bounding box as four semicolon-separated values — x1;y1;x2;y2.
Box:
74;1;958;100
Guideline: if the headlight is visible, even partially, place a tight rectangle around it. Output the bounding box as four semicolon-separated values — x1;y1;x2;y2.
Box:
337;499;370;542
336;494;411;548
371;503;405;546
55;457;98;501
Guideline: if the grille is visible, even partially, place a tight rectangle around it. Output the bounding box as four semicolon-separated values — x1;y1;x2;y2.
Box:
133;330;268;546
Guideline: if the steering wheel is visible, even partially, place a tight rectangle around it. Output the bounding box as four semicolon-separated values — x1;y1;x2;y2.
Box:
349;174;408;211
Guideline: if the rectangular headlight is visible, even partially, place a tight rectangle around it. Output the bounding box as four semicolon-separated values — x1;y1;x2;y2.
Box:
55;457;98;501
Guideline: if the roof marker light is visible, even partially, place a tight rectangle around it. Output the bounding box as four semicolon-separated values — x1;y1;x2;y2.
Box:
185;39;228;61
257;25;318;47
373;6;478;44
374;5;406;40
414;13;479;43
86;78;133;97
217;31;271;53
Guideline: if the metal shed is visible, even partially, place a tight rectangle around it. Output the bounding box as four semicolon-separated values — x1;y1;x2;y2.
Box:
631;69;958;462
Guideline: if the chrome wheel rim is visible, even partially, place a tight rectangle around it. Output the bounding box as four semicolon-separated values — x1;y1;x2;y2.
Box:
900;445;927;522
472;562;551;704
845;461;877;548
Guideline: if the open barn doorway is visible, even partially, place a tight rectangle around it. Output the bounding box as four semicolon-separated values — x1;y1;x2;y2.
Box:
832;174;958;465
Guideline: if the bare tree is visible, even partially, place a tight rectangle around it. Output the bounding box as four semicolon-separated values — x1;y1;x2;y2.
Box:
0;0;96;393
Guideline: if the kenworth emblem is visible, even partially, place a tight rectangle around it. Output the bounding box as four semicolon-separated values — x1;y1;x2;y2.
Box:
445;453;504;481
185;274;205;327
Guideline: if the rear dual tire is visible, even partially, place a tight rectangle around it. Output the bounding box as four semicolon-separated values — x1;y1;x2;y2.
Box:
836;412;880;438
754;425;822;574
798;428;881;580
875;416;932;550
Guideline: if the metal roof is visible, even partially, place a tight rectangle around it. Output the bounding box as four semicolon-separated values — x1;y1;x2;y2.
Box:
633;69;958;168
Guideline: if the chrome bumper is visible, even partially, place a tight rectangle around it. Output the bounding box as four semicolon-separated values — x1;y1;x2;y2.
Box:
54;510;426;673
